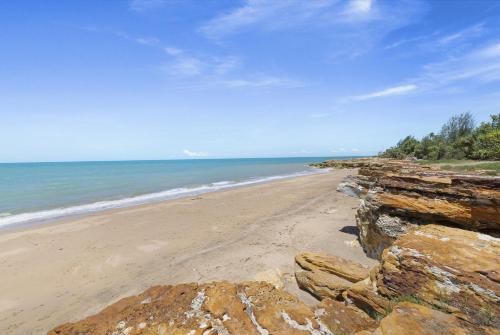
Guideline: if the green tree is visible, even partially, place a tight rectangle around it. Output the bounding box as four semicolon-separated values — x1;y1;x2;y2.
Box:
440;112;475;142
472;113;500;160
380;112;499;161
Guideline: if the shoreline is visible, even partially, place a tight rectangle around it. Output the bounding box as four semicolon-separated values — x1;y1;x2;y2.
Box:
0;167;328;231
0;169;377;334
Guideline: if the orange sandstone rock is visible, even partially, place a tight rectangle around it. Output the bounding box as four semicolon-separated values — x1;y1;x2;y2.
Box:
366;302;498;335
377;225;500;328
295;252;370;283
49;281;336;335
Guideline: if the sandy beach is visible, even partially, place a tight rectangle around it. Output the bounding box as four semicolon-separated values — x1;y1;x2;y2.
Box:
0;169;376;335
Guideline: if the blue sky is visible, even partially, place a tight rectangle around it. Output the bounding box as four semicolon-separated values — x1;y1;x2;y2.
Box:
1;0;500;162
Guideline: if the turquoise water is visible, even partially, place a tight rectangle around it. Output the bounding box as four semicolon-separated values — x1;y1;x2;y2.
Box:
0;157;349;228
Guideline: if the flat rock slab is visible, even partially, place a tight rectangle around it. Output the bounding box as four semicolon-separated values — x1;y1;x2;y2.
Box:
296;252;370;283
49;281;338;335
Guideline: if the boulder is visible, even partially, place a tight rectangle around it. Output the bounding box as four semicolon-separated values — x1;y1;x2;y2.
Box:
295;252;370;283
295;269;352;300
377;225;500;328
49;281;337;335
363;302;498;335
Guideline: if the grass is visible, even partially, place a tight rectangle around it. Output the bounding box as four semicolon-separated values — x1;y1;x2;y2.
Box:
417;159;474;165
440;162;500;176
416;159;500;175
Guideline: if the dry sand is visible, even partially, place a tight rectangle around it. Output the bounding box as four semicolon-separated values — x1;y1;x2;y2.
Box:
0;169;376;334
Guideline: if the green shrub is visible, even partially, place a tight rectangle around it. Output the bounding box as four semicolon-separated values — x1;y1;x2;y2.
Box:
380;113;500;161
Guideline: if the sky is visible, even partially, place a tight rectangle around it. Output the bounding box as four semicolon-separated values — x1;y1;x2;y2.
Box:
1;0;500;162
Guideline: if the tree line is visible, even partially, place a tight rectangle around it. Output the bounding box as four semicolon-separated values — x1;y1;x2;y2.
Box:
379;112;500;160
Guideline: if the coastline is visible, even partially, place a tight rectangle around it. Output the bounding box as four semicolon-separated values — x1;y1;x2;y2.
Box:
0;165;329;231
0;169;377;334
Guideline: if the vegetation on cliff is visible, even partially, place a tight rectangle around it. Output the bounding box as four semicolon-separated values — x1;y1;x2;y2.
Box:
379;112;500;160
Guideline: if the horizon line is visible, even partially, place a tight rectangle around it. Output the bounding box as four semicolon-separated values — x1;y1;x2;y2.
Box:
0;155;372;165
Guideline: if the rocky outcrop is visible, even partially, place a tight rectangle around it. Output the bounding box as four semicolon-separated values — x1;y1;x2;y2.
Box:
324;158;500;259
376;224;500;328
295;252;371;300
50;281;338;335
362;302;498;335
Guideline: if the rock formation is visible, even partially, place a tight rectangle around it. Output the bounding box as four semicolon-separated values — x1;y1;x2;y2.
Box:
376;224;499;328
294;252;371;300
331;159;500;258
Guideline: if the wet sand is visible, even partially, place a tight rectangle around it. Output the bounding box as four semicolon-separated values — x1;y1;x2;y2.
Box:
0;169;376;334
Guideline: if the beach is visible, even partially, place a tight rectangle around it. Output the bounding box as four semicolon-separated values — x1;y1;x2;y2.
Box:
0;169;376;335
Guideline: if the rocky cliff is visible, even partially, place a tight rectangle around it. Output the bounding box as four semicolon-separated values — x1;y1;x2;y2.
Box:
333;159;499;259
49;158;499;335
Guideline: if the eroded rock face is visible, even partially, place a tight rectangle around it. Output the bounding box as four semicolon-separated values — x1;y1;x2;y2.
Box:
49;281;337;335
364;302;497;335
377;225;500;328
326;158;500;259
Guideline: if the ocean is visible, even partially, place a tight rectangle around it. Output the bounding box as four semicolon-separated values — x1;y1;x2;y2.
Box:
0;157;350;228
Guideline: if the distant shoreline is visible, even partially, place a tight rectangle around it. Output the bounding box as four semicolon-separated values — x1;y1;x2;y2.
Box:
0;165;331;231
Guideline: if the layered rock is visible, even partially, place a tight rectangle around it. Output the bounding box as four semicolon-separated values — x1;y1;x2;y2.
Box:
50;281;338;335
323;158;500;259
376;224;499;328
342;279;391;319
295;269;352;300
295;252;370;300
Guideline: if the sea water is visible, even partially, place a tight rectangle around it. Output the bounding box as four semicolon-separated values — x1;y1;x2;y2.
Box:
0;157;352;228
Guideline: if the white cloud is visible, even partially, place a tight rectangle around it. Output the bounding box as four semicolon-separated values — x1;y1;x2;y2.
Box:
222;75;304;88
168;56;205;77
437;23;484;45
346;0;372;13
183;149;208;157
352;84;418;101
416;42;500;87
199;0;418;39
342;0;374;21
472;43;500;59
384;23;484;52
200;0;332;37
347;41;500;103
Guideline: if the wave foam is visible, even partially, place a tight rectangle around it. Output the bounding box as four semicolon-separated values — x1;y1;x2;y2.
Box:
0;168;328;228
